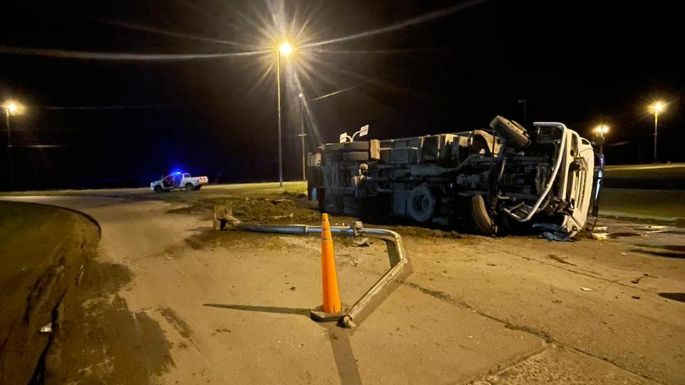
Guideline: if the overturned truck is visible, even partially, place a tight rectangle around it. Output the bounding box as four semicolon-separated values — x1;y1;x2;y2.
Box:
307;116;603;237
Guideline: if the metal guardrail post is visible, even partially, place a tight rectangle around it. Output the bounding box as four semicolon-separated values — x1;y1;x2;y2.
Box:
238;221;412;328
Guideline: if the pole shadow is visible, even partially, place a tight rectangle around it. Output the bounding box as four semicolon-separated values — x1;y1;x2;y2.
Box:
204;303;364;384
324;325;364;385
203;303;310;316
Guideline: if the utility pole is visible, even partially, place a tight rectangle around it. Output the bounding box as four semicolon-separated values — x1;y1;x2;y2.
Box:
518;99;527;125
2;100;23;190
648;101;665;163
5;109;13;190
299;93;306;181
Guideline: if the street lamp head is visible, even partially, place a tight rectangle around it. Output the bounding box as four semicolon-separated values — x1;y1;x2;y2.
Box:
650;100;666;114
278;41;293;57
2;100;24;115
593;124;609;136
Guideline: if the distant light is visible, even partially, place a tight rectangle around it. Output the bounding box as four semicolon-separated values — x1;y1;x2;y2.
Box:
278;41;293;56
649;100;666;114
2;100;24;115
298;92;304;98
593;124;610;135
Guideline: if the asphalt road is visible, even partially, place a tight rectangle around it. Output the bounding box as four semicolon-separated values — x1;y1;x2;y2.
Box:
1;186;684;384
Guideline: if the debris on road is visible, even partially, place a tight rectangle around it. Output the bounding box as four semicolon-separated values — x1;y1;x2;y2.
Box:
580;287;593;291
590;232;608;241
353;237;372;247
272;213;294;220
213;205;242;230
631;273;656;284
632;295;641;300
39;322;53;334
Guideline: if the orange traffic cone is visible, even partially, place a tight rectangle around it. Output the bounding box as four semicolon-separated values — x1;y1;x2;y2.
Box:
311;213;344;321
321;213;342;313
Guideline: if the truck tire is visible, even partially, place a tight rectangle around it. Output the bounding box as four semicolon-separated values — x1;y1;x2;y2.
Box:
407;185;436;223
490;115;530;149
154;185;162;193
471;194;497;235
185;183;194;191
342;151;369;162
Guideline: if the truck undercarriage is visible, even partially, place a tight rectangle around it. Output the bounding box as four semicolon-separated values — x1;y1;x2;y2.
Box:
307;116;600;237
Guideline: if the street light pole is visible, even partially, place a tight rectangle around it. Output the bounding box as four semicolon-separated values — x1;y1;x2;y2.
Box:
649;101;665;163
2;100;22;190
299;93;306;181
518;99;527;125
653;109;658;163
5;108;13;190
276;52;283;187
275;41;294;187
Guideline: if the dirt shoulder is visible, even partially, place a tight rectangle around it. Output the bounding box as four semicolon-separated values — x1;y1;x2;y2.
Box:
0;202;99;385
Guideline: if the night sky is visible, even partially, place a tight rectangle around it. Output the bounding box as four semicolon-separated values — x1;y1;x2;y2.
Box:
1;0;683;190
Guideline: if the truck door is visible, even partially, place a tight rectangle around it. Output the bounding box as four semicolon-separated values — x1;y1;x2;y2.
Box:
172;173;183;188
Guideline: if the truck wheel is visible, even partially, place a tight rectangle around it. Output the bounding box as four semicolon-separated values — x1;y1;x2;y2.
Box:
490;115;530;149
407;185;436;223
185;183;194;191
154;185;162;193
471;194;497;235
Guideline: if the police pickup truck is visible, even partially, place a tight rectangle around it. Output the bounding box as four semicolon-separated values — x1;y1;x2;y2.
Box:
150;172;208;192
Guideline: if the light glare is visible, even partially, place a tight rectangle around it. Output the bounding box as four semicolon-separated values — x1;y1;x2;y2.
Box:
650;100;666;114
2;100;24;115
593;124;609;135
279;41;293;56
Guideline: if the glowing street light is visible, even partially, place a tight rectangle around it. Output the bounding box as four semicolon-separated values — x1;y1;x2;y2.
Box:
2;99;25;190
275;40;295;187
648;100;666;163
278;41;294;57
592;124;609;154
592;124;610;136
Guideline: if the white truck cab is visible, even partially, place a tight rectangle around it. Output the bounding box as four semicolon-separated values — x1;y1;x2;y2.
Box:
150;172;208;193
